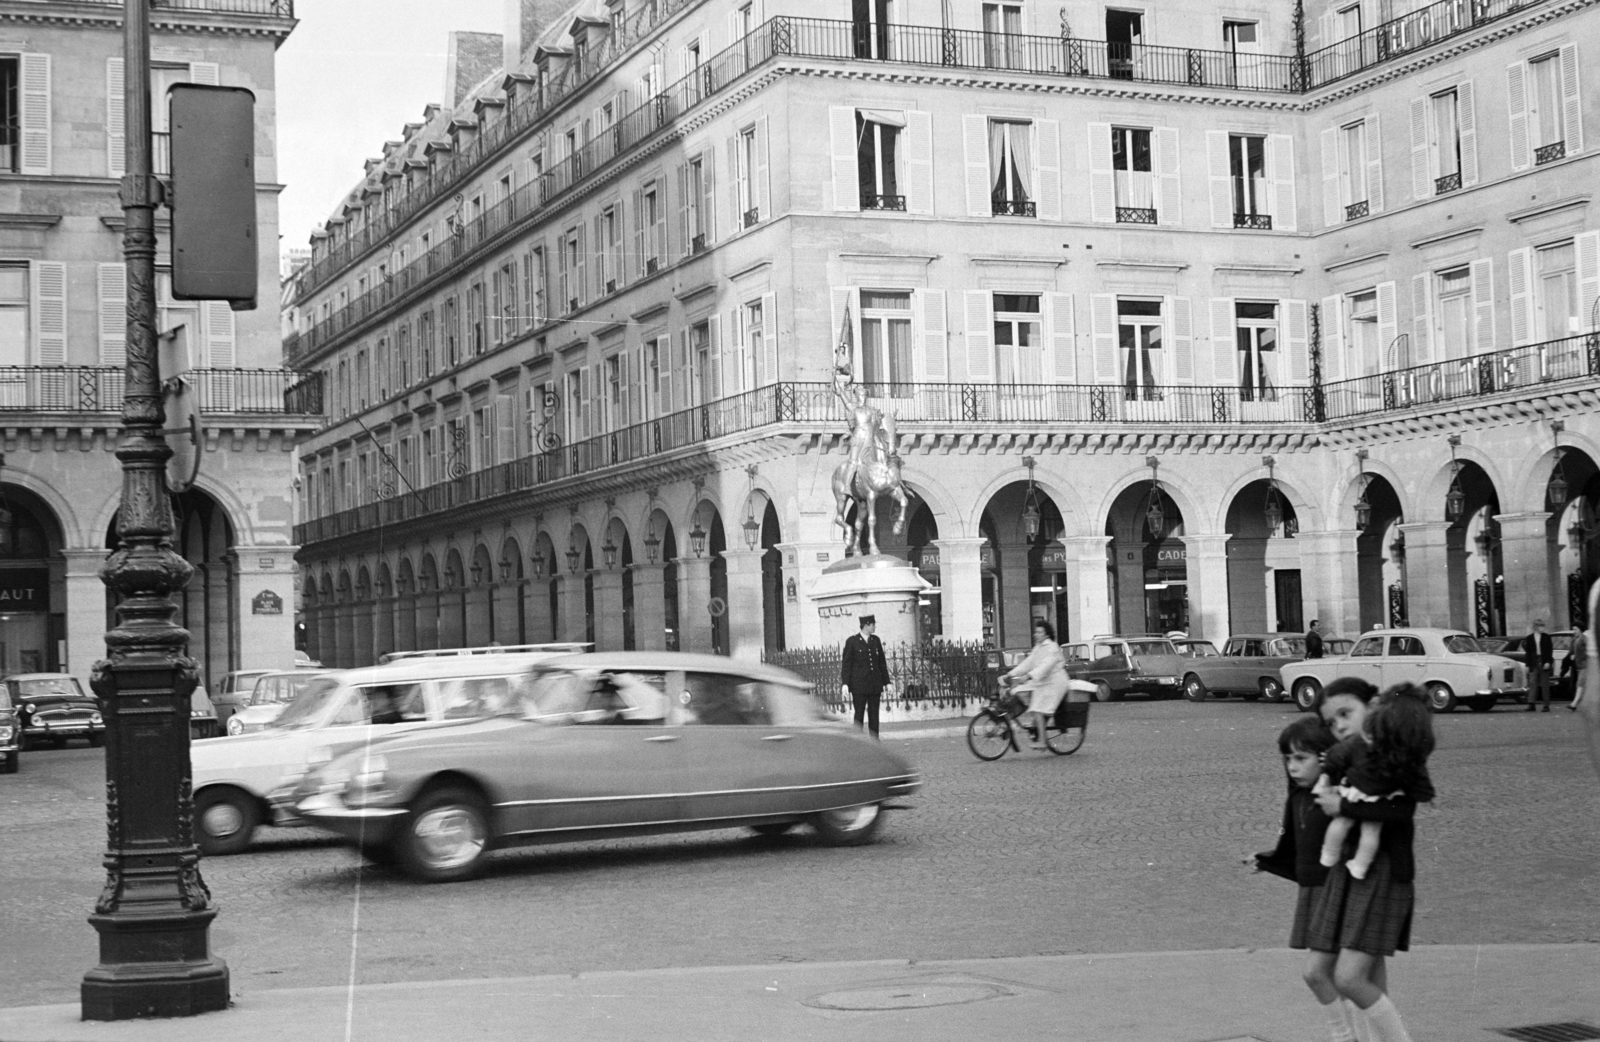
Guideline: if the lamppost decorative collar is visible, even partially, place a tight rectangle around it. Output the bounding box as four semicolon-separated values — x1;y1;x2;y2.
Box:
1144;456;1165;539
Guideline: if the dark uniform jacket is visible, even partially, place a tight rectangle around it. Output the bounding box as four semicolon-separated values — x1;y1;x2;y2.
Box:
1521;632;1554;673
841;633;890;694
1305;630;1324;659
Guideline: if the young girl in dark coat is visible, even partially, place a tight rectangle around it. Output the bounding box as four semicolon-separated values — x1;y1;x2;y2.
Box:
1251;715;1362;1042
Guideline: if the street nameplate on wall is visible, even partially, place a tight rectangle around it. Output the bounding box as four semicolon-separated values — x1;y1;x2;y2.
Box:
252;590;283;615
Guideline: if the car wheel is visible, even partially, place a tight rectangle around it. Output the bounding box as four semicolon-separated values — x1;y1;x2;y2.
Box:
1468;697;1496;713
1425;682;1457;713
749;822;798;837
1092;681;1114;703
1292;679;1322;713
811;803;884;846
1182;674;1208;702
398;784;490;883
195;786;260;856
1258;678;1285;703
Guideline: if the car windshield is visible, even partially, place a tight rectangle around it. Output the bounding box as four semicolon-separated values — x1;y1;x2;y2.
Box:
1274;637;1308;655
1182;642;1220;657
249;674;323;707
16;677;83;697
1324;639;1352;655
270;677;345;729
1444;634;1485;654
1127;640;1178;657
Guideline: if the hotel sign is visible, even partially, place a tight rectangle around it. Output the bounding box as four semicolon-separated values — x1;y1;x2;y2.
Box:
0;569;47;609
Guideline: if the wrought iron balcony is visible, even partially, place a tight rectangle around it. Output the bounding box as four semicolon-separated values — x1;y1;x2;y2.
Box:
73;0;293;12
0;366;320;416
743;207;761;227
992;199;1037;217
1434;171;1462;194
862;193;906;211
690;233;708;254
1305;0;1550;87
1117;206;1158;224
1345;200;1370;221
645;257;659;275
1535;141;1566;165
1233;212;1272;229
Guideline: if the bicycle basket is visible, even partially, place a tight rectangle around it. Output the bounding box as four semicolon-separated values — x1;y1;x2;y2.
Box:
997;692;1028;718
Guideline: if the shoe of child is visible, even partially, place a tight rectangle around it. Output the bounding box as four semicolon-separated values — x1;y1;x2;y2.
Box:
1319;851;1340;868
1347;860;1369;880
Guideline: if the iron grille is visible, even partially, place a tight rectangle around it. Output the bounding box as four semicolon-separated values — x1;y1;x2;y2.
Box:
863;193;907;211
1535;141;1566;165
1495;1024;1600;1042
992;199;1037;217
743;207;761;227
1233;212;1272;229
1345;199;1370;220
1434;171;1462;193
645;257;658;275
605;279;617;293
1116;207;1158;224
690;233;707;254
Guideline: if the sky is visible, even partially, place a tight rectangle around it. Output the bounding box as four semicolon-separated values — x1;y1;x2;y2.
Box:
275;0;507;265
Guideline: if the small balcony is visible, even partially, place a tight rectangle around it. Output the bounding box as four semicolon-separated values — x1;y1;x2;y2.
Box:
1116;206;1158;224
1233;212;1272;230
743;207;761;228
1345;199;1370;221
992;199;1037;217
690;233;707;254
862;193;906;211
0;366;320;416
1434;171;1462;194
645;257;659;275
1535;141;1566;166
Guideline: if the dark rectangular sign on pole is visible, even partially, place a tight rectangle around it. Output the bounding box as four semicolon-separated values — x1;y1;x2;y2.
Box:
169;83;257;307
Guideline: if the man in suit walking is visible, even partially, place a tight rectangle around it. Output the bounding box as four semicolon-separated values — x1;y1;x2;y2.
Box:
1523;618;1555;712
1305;620;1325;659
841;614;891;738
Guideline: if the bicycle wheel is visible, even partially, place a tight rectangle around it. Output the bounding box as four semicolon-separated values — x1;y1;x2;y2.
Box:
966;709;1012;761
1045;704;1088;755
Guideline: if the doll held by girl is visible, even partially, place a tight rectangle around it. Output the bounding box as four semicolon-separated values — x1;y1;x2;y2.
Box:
1316;685;1435;880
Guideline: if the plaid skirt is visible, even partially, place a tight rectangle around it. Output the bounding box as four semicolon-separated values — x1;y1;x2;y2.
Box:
1304;853;1413;956
1288;884;1323;949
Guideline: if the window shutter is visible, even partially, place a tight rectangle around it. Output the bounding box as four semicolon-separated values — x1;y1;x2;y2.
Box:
1090;294;1117;383
1209;298;1235;388
1577;232;1600;333
581;365;594;439
915;288;949;381
1035;119;1061;221
1206;131;1231;228
20;53;50;176
98;263;127;367
1320;127;1340;227
1508;247;1533;346
760;290;778;385
1376;283;1398;367
106;57;125;178
1320;296;1344;383
556;233;568;308
963;290;993;381
628;350;643;425
1167;296;1193;383
654;182;669;265
723;307;743;392
1088;122;1115;223
1320;9;1337;48
497;393;517;461
1507;62;1530;171
1409;96;1431;200
707;313;722;398
700;149;716;243
726;135;740;234
676;163;691;255
593;214;604;293
574;224;587;305
1044;292;1074;383
755;115;771;220
32;260;66;365
1471;257;1495;354
1363;114;1384;214
963;114;990;217
1411;273;1433;364
1268;134;1297;232
905;110;934;215
1154;127;1181;225
1560;44;1583;155
632;188;645;278
1458;80;1479;186
1285;299;1310;384
674;330;691;410
189;61;220;85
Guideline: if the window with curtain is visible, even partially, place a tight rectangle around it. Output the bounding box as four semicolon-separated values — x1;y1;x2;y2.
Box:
1436;266;1470;360
1118;298;1163;399
1338;120;1367;209
861;290;913;395
1230;134;1267;223
856;111;904;210
1235;301;1278;401
982;2;1022;68
1347;290;1379;377
1536;241;1578;341
993;293;1043;388
1529;53;1564;152
989;119;1034;216
1431;89;1461;190
1112;126;1154;219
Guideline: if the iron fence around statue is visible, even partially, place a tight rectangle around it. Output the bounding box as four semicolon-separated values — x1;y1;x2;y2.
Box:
767;640;991;714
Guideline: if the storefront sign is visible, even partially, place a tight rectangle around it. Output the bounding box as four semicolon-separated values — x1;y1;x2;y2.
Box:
0;569;47;608
980;545;996;572
252;590;284;615
1040;540;1068;573
915;545;939;573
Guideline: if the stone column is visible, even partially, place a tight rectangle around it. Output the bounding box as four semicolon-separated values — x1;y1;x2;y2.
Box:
1181;535;1233;641
557;574;588;644
675;555;714;653
630;563;667;651
1298;529;1363;638
1496;511;1556;633
436;587;464;648
526;580;555;644
779;541;840;649
1398;522;1453;629
415;590;439;649
721;548;767;661
935;537;986;643
374;595;397;660
592;568;625;651
353;599;375;666
62;548;109;686
490;582;515;644
1060;536;1112;644
463;583;491;646
334;601;356;668
229;546;297;671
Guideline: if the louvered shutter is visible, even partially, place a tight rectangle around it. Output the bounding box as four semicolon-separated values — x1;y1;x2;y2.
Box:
1209;298;1235;388
628;350;643;425
905;110;934;215
674;330;691;410
1035;119;1061;221
654;181;669;265
1268;134;1296;231
1044;292;1074;383
1167;296;1193;383
1364;114;1384;214
963;115;990;217
963;290;993;381
1507;62;1530;171
1154;127;1181;225
1321;127;1341;227
1471;258;1495;354
574;224;586;306
106;57;125;178
1508;248;1533;345
755;116;771;220
1320;296;1345;383
1458;80;1479;185
1375;282;1398;368
1560;44;1583;155
1285;299;1310;384
700;149;716;244
726;135;740;234
915;288;949;381
593;215;605;293
676;164;691;255
1206;131;1231;228
32;261;66;365
20;54;50;176
632;189;645;278
98;263;127;367
760;291;777;385
1088;123;1114;223
189;61;219;85
1411;273;1433;364
497;393;517;461
1577;232;1600;332
1090;294;1117;383
707;313;722;398
1409;96;1432;200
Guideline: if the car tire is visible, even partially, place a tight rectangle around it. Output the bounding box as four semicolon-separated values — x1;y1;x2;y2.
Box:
1182;674;1208;702
749;822;798;837
195;786;260;856
1425;682;1457;713
811;803;884;847
1468;697;1496;713
397;784;491;883
1292;679;1322;713
1092;681;1114;703
1258;678;1285;703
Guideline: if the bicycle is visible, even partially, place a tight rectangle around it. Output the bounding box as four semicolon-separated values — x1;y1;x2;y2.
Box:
965;680;1089;760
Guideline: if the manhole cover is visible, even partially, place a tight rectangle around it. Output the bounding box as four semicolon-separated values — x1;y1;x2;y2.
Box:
805;982;1015;1011
1496;1024;1600;1042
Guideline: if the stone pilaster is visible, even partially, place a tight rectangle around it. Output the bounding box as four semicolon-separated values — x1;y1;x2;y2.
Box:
1496;511;1557;633
630;564;667;650
592;568;625;651
1060;536;1112;643
935;537;986;643
1181;534;1233;641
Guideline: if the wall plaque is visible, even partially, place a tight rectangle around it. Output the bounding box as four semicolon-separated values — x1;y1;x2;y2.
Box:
251;590;284;615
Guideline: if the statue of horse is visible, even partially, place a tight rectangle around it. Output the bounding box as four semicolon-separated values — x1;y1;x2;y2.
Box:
831;411;909;557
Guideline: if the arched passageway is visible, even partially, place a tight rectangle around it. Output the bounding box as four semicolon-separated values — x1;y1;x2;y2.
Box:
1106;481;1188;636
0;485;66;674
1225;480;1303;635
979;480;1069;648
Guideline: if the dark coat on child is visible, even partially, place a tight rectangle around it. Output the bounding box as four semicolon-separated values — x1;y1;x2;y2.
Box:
1255;785;1333;887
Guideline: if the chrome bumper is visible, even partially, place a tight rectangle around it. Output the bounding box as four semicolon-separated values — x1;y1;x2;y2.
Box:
295;792;407;843
24;720;103;737
1474;687;1527;698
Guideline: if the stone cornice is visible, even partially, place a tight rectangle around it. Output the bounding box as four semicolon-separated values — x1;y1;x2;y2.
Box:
0;3;295;39
1507;195;1591;223
1409;226;1484;249
0;212;60;228
1324;250;1390;273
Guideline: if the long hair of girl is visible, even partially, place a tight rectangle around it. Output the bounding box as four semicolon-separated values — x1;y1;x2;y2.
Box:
1367;683;1436;785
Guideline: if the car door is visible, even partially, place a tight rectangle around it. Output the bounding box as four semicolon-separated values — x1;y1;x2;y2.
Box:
665;669;799;824
1216;639;1254;692
1381;634;1428;689
1343;635;1386;686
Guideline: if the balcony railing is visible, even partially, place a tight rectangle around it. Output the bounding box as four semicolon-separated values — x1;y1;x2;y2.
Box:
1234;212;1273;230
1305;0;1545;86
1345;200;1370;221
52;0;294;12
992;199;1037;217
863;193;906;211
0;367;320;415
1535;141;1566;165
1434;171;1462;194
1117;206;1158;224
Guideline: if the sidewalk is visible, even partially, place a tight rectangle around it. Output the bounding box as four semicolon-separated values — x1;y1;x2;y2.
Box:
2;944;1593;1042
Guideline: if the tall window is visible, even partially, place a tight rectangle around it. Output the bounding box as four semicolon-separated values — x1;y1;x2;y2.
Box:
643;339;662;417
1118;298;1163;399
600;206;620;292
562;229;581;311
1431;89;1462;192
443;296;460;367
642;184;662;272
852;0;892;59
1436;267;1471;359
687;156;708;251
355;349;369;410
1339;120;1368;217
418;309;435;376
467;282;486;355
1536;241;1578;341
0;265;26;373
0;59;18;173
856;113;903;210
989;119;1034;216
858;291;912;393
742;298;766;387
1347;290;1379;376
473;406;492;468
993;293;1042;385
1529;52;1566;160
529;247;547;323
1111;126;1154;222
737;126;761;226
691;321;713;402
604;354;624;430
1235;301;1278;401
1230;134;1268;227
982;2;1023;68
495;260;517;342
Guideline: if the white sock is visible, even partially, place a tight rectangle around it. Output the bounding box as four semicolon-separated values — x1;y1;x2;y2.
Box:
1347;858;1370;880
1322;997;1357;1042
1346;1000;1371;1042
1363;995;1414;1042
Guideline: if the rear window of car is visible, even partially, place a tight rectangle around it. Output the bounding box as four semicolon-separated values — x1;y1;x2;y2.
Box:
1127;641;1177;657
1389;636;1426;656
1273;637;1308;655
1351;637;1383;657
1444;634;1486;654
16;677;83;697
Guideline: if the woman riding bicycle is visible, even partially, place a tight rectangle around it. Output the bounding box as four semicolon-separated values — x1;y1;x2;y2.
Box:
1003;619;1071;751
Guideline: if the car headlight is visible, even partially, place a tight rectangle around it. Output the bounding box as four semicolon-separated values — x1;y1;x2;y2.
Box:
343;755;392;805
23;703;34;714
0;725;12;741
90;712;102;724
225;716;244;736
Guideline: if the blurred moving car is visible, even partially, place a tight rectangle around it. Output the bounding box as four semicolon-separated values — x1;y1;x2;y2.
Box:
190;681;219;740
1281;628;1526;712
0;683;18;773
8;674;102;749
1479;631;1577;702
225;670;332;735
1066;636;1188;701
1175;633;1308;702
293;651;923;882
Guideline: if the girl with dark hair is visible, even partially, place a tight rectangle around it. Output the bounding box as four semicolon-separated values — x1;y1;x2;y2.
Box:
1002;618;1069;751
1316;685;1436;880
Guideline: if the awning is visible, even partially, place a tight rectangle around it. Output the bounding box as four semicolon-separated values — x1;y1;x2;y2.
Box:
858;108;907;128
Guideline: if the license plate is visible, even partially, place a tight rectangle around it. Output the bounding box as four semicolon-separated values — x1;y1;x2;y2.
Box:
1504;668;1515;682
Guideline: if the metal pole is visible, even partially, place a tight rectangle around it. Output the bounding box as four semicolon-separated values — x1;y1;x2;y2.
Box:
82;0;229;1019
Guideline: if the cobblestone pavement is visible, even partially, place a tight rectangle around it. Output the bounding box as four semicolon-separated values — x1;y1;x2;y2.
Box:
3;700;1597;1008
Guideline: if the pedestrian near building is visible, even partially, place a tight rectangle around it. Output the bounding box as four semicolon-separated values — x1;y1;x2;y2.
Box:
841;615;891;738
1306;621;1325;659
1565;627;1587;712
1523;619;1555;712
1004;619;1071;751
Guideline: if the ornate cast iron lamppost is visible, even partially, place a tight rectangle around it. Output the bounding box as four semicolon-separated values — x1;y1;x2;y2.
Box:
1445;435;1466;522
83;0;228;1019
1549;419;1570;506
1021;457;1042;541
1354;450;1372;531
1144;457;1165;538
1262;456;1285;536
742;465;762;551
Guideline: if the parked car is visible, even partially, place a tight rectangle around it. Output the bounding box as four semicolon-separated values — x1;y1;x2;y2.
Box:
7;674;103;749
212;670;274;728
1176;633;1308;702
190;648;579;855
292;651;923;882
1281;628;1526;713
190;682;219;740
1066;636;1188;701
225;670;332;735
1479;631;1577;702
0;683;18;773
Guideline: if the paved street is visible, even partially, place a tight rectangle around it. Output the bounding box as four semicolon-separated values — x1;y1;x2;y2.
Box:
3;700;1597;1011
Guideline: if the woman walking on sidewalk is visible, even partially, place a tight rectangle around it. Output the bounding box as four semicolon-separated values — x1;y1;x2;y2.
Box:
1303;678;1433;1042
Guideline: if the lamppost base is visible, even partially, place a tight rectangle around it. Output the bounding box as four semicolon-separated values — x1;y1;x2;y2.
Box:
82;908;229;1021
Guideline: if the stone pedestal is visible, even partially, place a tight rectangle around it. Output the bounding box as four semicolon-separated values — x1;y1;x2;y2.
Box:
808;555;931;650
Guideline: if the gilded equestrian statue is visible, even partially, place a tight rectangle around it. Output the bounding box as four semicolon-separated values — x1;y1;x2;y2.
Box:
830;323;910;557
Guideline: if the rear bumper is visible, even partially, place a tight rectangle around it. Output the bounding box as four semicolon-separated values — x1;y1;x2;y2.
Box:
23;720;103;739
1474;687;1527;699
885;775;922;798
